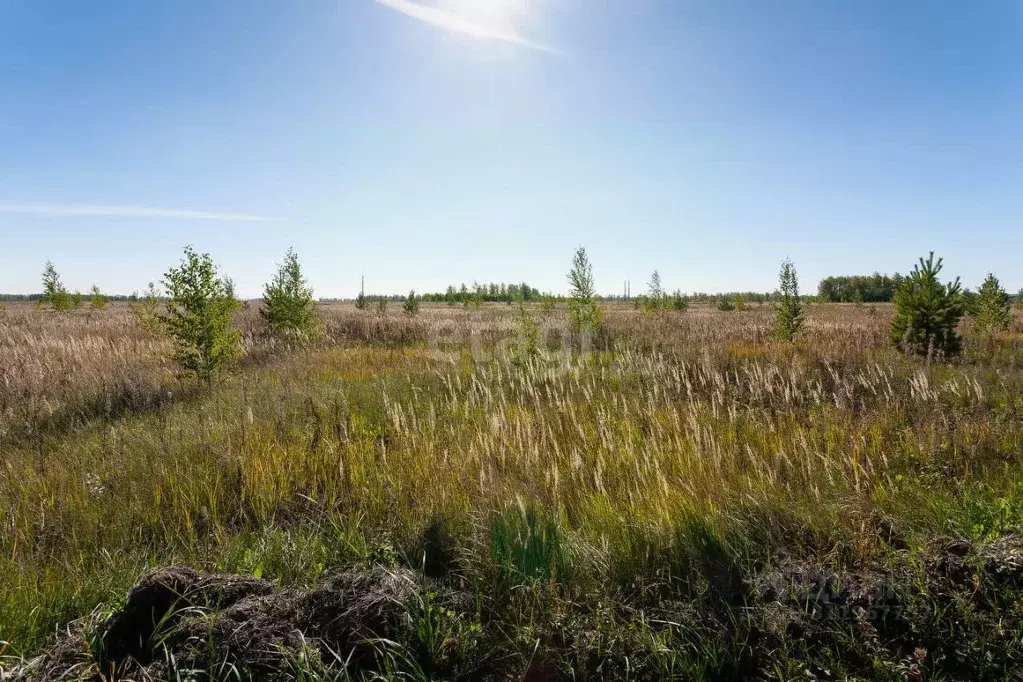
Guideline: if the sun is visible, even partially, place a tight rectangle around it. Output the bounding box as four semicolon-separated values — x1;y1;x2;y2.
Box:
434;0;535;30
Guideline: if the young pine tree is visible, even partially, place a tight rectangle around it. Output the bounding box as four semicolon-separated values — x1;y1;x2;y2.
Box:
670;289;689;312
262;247;317;345
355;276;368;311
89;285;108;311
567;247;601;333
159;246;242;384
960;289;979;316
510;299;542;367
376;296;388;315
539;292;556;317
403;289;421;316
130;282;162;332
775;258;803;341
462;283;484;312
890;252;965;357
41;261;71;312
973;273;1011;334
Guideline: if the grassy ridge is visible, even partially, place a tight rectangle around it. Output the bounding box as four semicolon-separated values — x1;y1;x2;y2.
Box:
3;303;1023;678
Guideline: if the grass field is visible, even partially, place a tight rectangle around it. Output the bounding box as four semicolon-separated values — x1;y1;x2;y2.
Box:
4;301;1023;680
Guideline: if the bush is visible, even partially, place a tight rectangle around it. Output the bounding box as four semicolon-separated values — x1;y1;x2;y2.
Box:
130;283;162;332
262;248;317;346
403;290;421;316
670;290;689;312
88;285;108;312
355;276;368;311
890;252;965;357
159;246;242;384
463;288;483;312
510;301;542;367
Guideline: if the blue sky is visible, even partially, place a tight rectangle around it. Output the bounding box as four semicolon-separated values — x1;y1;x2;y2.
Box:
1;0;1020;297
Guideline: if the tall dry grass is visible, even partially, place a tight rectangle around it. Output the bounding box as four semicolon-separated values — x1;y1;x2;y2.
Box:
4;301;1023;678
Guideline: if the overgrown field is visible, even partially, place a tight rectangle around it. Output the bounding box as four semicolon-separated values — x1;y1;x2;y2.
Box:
4;302;1023;680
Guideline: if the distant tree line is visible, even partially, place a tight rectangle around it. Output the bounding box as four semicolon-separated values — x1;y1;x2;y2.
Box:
422;282;544;304
0;293;137;302
687;291;780;304
817;273;904;303
603;291;781;304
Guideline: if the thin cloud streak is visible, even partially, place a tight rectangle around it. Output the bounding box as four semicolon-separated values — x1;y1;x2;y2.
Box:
0;202;281;222
371;0;557;53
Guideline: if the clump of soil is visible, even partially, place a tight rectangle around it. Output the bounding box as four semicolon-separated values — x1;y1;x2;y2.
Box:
100;567;278;667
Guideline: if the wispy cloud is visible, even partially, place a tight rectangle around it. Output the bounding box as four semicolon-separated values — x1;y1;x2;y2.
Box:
0;202;281;222
371;0;556;53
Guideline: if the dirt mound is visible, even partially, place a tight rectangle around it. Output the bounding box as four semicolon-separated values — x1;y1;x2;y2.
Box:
22;533;1023;681
29;565;433;681
298;567;418;667
746;557;915;656
98;566;278;669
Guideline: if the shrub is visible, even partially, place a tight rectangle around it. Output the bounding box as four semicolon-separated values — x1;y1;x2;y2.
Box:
539;293;556;317
88;285;108;312
355;276;368;311
41;261;71;312
376;297;388;315
775;258;803;342
973;273;1011;334
129;283;162;332
159;246;242;384
463;286;483;312
510;300;542;367
403;290;421;316
890;252;965;357
670;290;689;312
262;248;317;346
567;247;601;333
716;298;735;312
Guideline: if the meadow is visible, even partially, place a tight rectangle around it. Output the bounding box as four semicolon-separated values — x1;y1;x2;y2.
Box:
3;300;1023;680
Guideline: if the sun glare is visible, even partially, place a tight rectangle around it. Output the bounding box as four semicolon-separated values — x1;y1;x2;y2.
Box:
436;0;535;30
